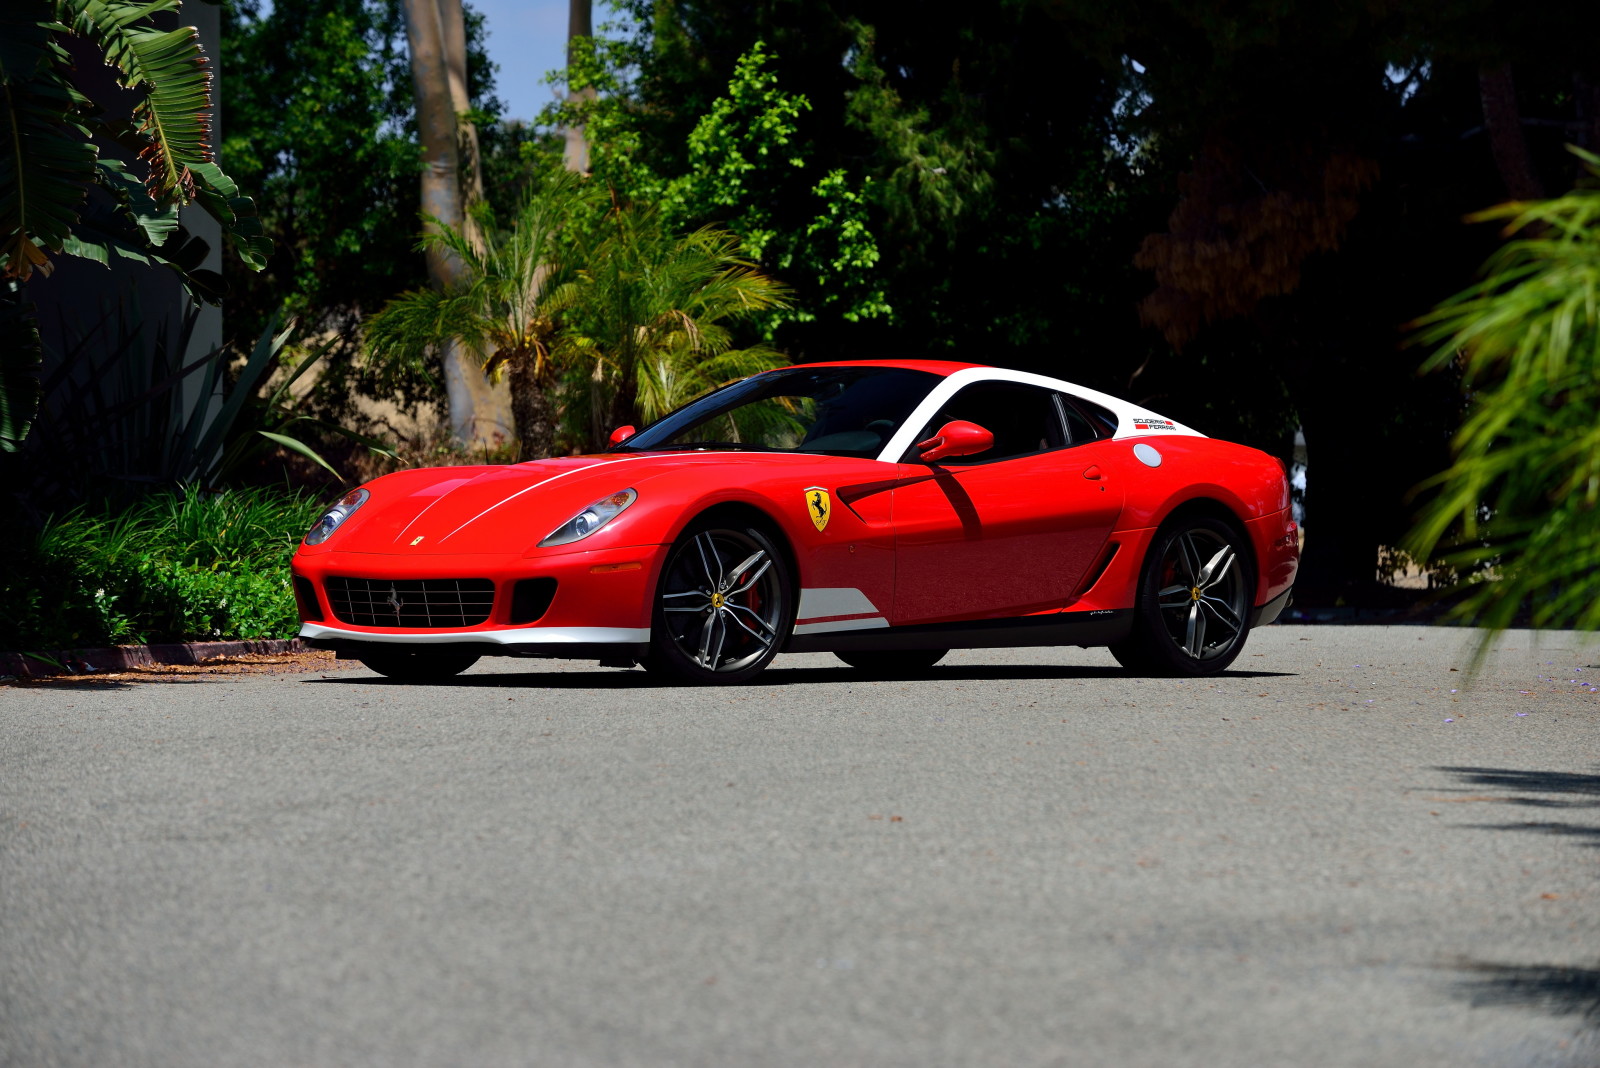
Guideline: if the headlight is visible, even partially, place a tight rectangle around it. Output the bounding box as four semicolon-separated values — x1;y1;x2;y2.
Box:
539;488;637;547
304;488;370;545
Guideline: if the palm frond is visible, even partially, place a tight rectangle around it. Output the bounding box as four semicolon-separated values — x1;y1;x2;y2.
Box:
1407;152;1600;637
0;10;97;279
64;0;212;205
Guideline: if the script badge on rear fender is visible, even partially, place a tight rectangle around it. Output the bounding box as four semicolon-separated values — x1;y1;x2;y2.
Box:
803;486;831;532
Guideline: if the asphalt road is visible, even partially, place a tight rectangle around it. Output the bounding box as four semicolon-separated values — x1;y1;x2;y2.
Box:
3;624;1598;1068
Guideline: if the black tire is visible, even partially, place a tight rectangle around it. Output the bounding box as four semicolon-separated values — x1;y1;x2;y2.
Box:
357;647;481;680
1109;514;1254;677
834;649;948;677
641;519;794;685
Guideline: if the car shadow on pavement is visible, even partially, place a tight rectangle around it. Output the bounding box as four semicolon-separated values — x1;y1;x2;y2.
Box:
306;664;1297;688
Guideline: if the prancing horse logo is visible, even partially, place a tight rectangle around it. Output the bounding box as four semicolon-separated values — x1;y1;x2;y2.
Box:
803;486;830;532
386;584;405;617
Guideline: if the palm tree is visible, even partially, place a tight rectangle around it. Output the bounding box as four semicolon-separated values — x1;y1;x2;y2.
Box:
552;204;791;449
1407;148;1600;635
364;180;791;457
363;174;591;459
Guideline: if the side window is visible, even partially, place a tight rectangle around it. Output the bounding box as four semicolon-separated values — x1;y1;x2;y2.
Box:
1056;395;1099;445
906;381;1066;464
1064;394;1119;438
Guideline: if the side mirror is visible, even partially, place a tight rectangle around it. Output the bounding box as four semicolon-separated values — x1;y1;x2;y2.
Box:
916;420;994;463
608;425;637;446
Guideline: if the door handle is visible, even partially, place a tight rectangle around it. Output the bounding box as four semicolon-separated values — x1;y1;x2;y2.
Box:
1082;465;1103;481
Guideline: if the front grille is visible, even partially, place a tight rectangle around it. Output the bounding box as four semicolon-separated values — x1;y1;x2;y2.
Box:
325;577;495;628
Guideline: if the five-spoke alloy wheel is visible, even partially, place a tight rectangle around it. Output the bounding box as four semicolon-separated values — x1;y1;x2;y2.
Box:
643;520;794;684
1110;514;1254;676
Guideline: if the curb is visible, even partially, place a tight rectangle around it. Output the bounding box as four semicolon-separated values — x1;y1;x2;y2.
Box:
0;638;309;680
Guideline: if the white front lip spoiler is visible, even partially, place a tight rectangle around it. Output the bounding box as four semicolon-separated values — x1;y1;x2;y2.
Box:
298;623;651;646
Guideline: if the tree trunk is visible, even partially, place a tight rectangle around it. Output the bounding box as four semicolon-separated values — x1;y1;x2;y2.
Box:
1479;63;1544;201
438;0;485;248
509;356;557;459
563;0;595;174
402;0;513;452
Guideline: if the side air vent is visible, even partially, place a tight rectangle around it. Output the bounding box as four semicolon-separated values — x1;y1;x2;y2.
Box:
1075;542;1119;597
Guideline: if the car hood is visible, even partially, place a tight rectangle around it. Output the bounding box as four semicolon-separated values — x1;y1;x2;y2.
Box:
311;451;877;556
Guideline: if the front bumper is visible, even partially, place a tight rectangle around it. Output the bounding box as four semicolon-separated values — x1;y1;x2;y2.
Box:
292;542;664;658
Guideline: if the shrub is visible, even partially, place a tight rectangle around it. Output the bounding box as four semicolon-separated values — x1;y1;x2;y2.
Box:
0;486;324;651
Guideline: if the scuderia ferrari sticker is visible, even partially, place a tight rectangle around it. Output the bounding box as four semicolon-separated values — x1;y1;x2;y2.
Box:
803;486;831;532
1132;416;1176;431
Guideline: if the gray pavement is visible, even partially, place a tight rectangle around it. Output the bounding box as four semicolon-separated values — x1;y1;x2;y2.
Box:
2;625;1598;1067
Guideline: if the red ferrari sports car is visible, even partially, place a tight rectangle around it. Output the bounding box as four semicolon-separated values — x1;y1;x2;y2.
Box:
292;361;1297;683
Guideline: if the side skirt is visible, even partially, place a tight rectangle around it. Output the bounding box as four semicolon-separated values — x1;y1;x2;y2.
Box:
783;609;1133;655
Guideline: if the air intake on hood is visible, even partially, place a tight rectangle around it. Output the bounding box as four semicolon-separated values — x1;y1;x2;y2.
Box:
325;577;495;628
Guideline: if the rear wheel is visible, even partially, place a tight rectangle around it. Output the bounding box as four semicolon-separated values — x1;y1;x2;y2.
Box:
1109;515;1253;676
357;647;481;681
642;520;794;685
834;649;948;677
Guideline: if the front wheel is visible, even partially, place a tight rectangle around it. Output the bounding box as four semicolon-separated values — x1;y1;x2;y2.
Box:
1109;515;1254;676
357;647;481;681
641;520;794;685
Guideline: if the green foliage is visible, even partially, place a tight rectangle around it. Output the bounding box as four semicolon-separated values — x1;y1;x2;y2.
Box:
552;204;791;446
0;485;321;650
221;0;421;339
0;0;268;284
1408;152;1600;633
219;0;508;421
543;10;1155;369
551;38;889;333
0;283;42;451
840;19;995;257
364;173;593;387
0;0;271;456
0;4;99;279
800;169;888;324
16;308;394;504
192;318;400;486
364;171;789;453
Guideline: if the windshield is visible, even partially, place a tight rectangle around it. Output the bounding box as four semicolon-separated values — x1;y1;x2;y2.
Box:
616;366;942;458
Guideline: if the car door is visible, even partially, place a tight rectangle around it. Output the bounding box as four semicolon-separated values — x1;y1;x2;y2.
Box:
889;380;1124;626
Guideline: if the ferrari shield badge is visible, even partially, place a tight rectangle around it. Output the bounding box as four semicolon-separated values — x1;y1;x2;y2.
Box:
803;486;831;532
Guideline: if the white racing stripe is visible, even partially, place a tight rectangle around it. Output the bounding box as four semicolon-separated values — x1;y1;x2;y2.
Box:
796;587;881;620
438;454;667;545
875;365;1204;462
792;616;889;636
